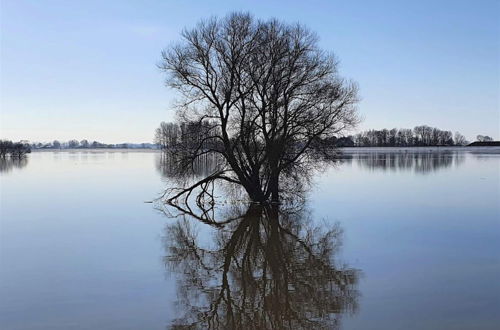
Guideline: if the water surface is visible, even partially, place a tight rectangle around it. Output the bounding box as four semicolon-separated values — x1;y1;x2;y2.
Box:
1;148;499;329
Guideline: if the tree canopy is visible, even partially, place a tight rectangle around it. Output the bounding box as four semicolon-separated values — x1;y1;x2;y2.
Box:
160;12;359;204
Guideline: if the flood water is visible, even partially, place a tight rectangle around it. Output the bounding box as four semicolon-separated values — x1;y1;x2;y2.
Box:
1;148;499;329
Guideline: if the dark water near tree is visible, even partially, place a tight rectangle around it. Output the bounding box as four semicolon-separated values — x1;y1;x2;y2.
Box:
1;148;499;329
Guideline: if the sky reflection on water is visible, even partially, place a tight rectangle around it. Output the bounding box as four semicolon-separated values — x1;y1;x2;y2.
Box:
0;149;499;329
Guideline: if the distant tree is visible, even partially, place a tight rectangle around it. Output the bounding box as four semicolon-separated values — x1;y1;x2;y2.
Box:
454;132;468;146
0;140;30;158
333;136;355;147
80;139;89;148
68;140;80;148
402;128;413;146
476;135;493;142
52;140;61;149
479;135;492;142
155;122;180;149
0;140;14;157
389;128;397;146
10;142;31;157
441;130;453;145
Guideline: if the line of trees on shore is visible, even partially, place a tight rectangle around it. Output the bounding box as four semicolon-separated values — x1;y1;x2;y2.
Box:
154;121;220;150
476;135;494;142
29;140;157;149
155;122;489;149
350;126;469;147
0;140;31;158
4;125;493;155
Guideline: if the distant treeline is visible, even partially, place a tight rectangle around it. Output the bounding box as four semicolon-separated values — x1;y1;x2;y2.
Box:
349;126;467;147
155;121;220;150
155;122;482;149
30;140;158;149
468;141;500;147
335;126;471;147
0;140;31;158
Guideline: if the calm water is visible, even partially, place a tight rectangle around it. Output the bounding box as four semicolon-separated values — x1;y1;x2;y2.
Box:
1;148;499;329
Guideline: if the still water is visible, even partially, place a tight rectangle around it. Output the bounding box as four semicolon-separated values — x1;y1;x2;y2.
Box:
1;148;499;329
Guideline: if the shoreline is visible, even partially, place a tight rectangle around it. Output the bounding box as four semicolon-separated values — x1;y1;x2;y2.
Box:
340;146;500;153
29;146;500;153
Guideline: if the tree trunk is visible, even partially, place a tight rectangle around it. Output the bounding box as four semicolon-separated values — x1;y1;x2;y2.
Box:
269;172;280;204
246;187;267;203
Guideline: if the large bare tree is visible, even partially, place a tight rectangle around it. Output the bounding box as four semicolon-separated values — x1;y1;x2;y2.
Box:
160;13;359;203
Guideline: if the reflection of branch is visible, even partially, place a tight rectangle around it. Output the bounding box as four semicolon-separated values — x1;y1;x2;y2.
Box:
164;220;215;273
278;224;334;271
164;201;360;329
159;201;243;228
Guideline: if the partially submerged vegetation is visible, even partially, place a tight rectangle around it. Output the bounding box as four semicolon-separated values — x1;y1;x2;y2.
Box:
159;13;359;204
0;140;31;158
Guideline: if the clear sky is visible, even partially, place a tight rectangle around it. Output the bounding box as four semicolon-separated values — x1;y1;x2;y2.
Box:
1;0;498;143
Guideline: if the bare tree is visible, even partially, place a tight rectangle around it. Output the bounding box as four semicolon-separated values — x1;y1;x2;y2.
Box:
0;140;31;158
0;140;13;158
154;121;180;149
477;135;493;142
10;142;31;157
80;139;89;148
454;132;468;146
160;13;359;204
68;140;80;148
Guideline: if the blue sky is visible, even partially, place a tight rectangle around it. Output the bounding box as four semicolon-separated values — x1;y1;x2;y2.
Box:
1;0;498;143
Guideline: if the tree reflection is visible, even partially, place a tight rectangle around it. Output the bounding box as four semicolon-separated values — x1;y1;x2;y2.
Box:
156;152;221;181
0;156;28;173
163;203;360;329
341;150;464;174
